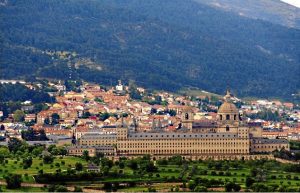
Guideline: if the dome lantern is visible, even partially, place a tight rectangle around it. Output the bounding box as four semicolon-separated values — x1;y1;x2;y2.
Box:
217;89;240;122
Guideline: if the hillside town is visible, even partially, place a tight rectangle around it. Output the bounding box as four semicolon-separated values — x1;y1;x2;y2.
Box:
0;80;299;155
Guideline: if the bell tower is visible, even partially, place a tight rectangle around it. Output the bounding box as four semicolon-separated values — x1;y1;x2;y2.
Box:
181;107;194;131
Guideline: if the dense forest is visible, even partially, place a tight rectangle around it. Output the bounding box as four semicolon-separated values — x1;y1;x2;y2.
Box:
0;83;54;103
0;0;299;99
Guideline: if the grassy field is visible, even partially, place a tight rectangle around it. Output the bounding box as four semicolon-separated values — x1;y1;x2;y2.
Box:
179;88;222;98
0;185;45;192
0;157;300;192
68;160;300;191
0;156;87;183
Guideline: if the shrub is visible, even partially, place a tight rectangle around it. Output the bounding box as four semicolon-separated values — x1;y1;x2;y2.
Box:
74;186;83;192
211;171;217;176
4;174;22;189
194;185;207;192
43;155;54;164
245;177;255;188
75;162;83;171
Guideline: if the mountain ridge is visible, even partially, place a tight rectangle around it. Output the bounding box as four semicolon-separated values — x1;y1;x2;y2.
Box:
195;0;300;29
0;0;299;99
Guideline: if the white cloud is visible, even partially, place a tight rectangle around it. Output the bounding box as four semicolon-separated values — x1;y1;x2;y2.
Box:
280;0;300;8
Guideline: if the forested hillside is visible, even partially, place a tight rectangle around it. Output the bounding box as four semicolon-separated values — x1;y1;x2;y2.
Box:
196;0;300;29
0;0;299;99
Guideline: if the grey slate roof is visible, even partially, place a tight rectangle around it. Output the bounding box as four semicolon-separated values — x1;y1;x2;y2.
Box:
128;132;238;139
252;138;288;144
81;133;117;140
67;145;114;150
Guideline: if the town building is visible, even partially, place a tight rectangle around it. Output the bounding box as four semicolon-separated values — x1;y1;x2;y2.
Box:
67;90;290;158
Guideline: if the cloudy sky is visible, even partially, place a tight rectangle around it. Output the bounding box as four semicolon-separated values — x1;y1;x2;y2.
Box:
281;0;300;8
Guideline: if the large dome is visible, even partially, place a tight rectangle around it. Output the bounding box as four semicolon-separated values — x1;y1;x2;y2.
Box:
218;101;238;114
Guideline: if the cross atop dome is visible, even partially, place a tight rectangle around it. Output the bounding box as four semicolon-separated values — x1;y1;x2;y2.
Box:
224;87;233;102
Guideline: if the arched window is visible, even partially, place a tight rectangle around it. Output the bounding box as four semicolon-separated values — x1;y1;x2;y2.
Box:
234;115;237;120
226;125;230;131
226;114;230;120
220;115;223;120
185;113;189;120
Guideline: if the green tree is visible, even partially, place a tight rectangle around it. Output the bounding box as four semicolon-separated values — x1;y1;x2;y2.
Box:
8;138;26;153
43;155;54;164
119;162;125;169
4;174;22;189
56;185;68;192
188;180;196;191
225;182;232;191
127;160;138;170
22;157;33;169
251;183;270;192
51;113;60;125
233;183;241;192
194;186;207;192
75;162;83;171
82;111;91;118
147;187;156;192
245;177;255;188
74;186;83;192
0;147;10;157
168;110;176;116
82;150;90;161
44;117;50;125
128;81;142;100
99;112;110;121
32;146;44;157
13;110;25;122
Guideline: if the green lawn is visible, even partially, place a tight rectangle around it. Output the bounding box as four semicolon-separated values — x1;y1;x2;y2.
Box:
1;157;300;192
0;156;87;182
0;186;45;192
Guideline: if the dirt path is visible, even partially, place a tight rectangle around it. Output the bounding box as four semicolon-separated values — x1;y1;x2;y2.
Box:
275;158;300;164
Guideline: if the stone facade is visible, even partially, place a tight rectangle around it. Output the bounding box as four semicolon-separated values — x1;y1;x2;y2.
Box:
69;90;289;158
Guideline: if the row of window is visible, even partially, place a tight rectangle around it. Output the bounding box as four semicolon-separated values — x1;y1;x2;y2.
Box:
129;134;236;138
119;142;248;149
119;148;248;154
254;145;286;149
126;138;243;142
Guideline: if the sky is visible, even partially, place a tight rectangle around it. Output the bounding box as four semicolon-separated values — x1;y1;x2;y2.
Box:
280;0;300;8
